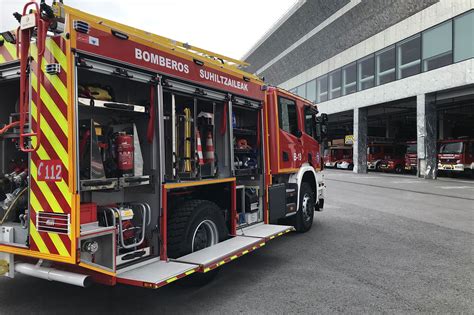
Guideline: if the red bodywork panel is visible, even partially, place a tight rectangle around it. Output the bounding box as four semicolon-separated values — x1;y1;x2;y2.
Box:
380;157;405;171
75;27;264;101
324;147;352;164
438;140;474;166
266;88;321;174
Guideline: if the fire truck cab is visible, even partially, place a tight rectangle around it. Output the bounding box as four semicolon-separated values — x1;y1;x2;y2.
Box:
438;139;474;175
404;141;417;172
0;2;327;288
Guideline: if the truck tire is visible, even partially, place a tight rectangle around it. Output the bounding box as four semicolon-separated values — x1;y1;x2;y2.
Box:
168;200;228;259
395;165;403;174
375;162;382;172
167;200;228;286
294;182;314;233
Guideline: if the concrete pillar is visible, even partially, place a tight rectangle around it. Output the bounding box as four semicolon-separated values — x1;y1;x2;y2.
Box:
417;94;437;179
353;107;368;174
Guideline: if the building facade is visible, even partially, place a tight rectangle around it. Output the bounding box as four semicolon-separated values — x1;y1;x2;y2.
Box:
243;0;474;179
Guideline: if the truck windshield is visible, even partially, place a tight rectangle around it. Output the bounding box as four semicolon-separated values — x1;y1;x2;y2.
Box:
439;142;463;154
406;144;417;154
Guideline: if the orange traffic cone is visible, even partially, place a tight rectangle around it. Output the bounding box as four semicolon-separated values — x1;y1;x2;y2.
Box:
196;130;205;166
204;131;215;164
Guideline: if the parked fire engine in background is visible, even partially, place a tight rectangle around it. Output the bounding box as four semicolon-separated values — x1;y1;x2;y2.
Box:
438;138;474;176
0;1;327;288
323;143;353;170
404;141;417;173
378;143;407;174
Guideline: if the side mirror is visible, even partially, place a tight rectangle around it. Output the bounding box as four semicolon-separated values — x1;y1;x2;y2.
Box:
294;130;303;138
315;114;328;143
321;113;328;123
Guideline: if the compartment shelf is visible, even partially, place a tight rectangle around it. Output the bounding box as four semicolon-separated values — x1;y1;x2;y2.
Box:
80;175;151;191
78;97;147;114
234;168;259;176
233;128;256;136
234;148;255;154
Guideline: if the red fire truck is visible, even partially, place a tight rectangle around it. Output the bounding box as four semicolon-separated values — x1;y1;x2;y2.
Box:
0;2;327;288
378;143;407;174
323;145;353;169
404;141;417;172
438;139;474;176
367;143;394;171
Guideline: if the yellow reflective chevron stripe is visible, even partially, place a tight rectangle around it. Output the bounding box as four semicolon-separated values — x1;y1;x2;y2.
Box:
30;163;65;214
29;220;50;254
48;233;70;256
31;73;68;136
43;64;68;104
45;39;68;72
4;42;16;60
0;54;5;63
34;146;71;207
31;101;69;167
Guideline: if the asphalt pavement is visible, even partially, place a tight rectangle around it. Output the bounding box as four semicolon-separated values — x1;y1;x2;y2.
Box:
1;169;472;314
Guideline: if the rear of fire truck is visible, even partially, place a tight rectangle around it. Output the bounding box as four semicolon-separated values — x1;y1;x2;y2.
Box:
0;1;327;288
0;1;86;284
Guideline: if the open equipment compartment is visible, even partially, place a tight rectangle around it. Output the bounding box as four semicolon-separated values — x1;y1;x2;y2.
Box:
231;98;265;228
0;64;30;248
162;79;231;181
76;57;158;270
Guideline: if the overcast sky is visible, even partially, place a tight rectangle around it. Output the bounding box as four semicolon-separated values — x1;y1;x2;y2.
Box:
0;0;296;60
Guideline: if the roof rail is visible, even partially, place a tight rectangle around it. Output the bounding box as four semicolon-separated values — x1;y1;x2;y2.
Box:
64;5;251;70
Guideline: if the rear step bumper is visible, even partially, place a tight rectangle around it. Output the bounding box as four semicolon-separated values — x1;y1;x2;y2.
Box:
116;224;294;288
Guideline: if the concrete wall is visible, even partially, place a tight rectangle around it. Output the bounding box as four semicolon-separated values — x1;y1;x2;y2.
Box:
318;59;474;115
278;0;472;92
245;0;440;85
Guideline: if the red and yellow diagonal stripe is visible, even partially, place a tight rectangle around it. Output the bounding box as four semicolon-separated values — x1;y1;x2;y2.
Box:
28;36;74;259
0;33;18;64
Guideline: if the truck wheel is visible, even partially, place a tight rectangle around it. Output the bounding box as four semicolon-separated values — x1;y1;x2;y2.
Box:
395;165;403;174
375;162;382;172
168;200;228;286
294;182;314;233
168;200;227;258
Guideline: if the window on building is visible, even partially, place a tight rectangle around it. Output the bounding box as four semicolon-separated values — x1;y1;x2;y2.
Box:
454;11;474;62
296;84;306;98
278;97;298;135
376;45;395;85
329;69;342;99
422;20;453;71
397;34;421;79
317;75;328;102
306;79;316;102
304;107;315;138
342;62;357;95
358;54;374;91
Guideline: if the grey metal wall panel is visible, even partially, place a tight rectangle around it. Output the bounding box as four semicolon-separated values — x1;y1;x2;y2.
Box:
245;0;350;72
245;0;439;85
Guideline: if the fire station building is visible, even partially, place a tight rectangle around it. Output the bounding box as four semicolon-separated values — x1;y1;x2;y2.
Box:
243;0;474;179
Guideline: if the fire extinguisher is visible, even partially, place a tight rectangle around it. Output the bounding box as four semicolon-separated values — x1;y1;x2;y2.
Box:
115;132;134;175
